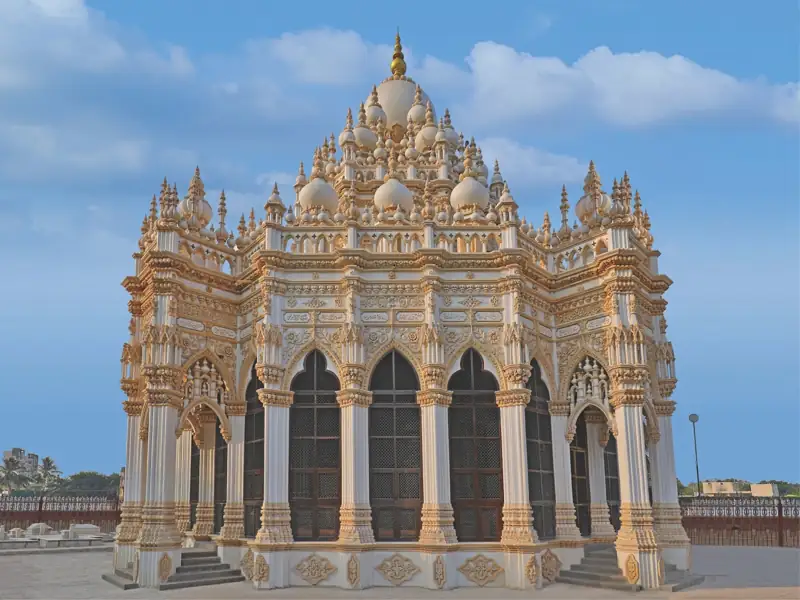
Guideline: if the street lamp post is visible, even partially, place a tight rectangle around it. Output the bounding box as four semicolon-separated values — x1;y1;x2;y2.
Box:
689;413;701;496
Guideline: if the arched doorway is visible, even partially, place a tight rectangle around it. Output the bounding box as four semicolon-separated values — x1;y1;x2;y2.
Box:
448;349;502;542
289;350;341;541
526;359;556;540
570;412;591;537
604;432;621;531
368;350;422;541
243;364;263;538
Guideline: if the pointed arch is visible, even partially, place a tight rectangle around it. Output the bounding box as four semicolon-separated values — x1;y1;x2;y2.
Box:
281;340;342;391
237;348;258;405
566;401;616;442
368;350;422;541
176;397;232;442
528;346;555;396
558;346;609;405
363;340;424;386
182;347;237;403
445;342;505;390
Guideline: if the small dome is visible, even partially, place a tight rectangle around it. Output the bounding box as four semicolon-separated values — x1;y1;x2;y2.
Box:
450;176;490;211
353;103;377;150
575;192;612;225
371;79;434;132
414;103;438;152
407;84;427;124
365;85;387;126
374;177;414;212
298;177;339;211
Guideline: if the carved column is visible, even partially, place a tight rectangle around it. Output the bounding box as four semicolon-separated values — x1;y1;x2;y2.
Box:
337;380;374;544
550;403;582;540
191;413;216;539
417;366;456;545
255;388;293;544
136;364;183;588
650;399;690;569
585;417;616;539
174;427;192;536
610;365;660;589
218;406;245;563
116;397;145;569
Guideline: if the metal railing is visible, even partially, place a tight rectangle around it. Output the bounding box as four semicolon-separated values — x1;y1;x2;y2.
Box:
679;496;800;548
0;493;120;534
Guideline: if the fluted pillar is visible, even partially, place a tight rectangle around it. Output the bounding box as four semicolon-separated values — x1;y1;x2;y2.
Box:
650;401;690;569
611;366;660;590
496;384;537;545
255;389;293;545
550;405;582;540
116;400;145;569
417;387;456;545
136;365;183;588
585;418;616;539
191;415;216;539
174;428;192;536
218;409;245;563
337;387;374;544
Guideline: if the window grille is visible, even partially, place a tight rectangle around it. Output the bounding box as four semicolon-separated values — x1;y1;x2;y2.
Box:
526;359;556;540
189;439;199;528
368;351;422;541
243;364;264;537
570;414;591;537
214;424;227;533
604;433;621;531
289;350;341;541
448;349;503;542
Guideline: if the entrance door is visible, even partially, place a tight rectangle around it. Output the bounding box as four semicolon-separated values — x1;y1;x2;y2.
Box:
570;415;591;537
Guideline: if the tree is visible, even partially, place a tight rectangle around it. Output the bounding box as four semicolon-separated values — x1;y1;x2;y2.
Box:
54;471;120;495
36;457;62;492
0;457;31;493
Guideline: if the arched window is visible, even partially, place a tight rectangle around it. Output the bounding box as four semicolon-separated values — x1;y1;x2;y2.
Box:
526;359;556;540
570;413;591;537
289;350;341;541
448;349;502;541
368;351;422;541
189;436;199;529
243;364;264;537
213;424;227;533
604;433;621;531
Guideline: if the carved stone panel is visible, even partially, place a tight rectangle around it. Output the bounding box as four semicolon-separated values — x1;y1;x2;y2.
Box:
375;554;420;586
457;555;503;587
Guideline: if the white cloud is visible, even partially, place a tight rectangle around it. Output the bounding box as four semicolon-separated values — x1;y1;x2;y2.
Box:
479;138;586;188
255;171;297;188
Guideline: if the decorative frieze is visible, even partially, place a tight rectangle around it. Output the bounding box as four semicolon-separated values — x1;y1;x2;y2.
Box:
257;389;293;407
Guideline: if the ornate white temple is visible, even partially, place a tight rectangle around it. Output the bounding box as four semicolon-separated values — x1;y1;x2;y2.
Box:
114;34;689;591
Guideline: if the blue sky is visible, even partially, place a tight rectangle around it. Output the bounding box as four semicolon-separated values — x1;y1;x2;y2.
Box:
0;0;797;484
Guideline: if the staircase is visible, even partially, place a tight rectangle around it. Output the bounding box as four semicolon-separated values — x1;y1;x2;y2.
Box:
159;549;245;590
556;545;705;593
102;548;245;591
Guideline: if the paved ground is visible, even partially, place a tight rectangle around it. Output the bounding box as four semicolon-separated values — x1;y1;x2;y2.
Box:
0;546;797;599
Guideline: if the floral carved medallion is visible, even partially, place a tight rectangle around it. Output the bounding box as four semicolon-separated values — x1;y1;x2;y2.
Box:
347;554;360;587
457;554;503;587
375;553;420;586
625;554;640;585
525;555;538;584
253;554;269;583
158;552;172;582
296;554;337;586
240;548;254;580
433;555;446;589
540;549;561;583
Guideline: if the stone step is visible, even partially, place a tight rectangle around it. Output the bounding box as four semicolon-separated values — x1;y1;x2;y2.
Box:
181;556;222;567
556;573;639;593
559;569;631;584
175;562;232;574
101;573;140;590
158;574;246;591
167;568;242;583
661;572;705;592
571;562;624;576
181;549;218;559
114;568;134;580
580;556;619;568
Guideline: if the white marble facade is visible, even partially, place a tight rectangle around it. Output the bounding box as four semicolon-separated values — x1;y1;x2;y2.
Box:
115;34;689;590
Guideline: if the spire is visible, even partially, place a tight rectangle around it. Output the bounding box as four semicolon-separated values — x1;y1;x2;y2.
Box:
237;214;247;238
633;190;642;217
158;177;169;218
622;171;632;213
560;185;570;231
358;102;367;126
390;29;407;77
218;190;227;226
188;166;205;199
345;107;353;130
583;160;602;200
248;208;256;233
149;194;157;224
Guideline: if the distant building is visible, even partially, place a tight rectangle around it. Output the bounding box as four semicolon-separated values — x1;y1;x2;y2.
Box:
701;480;778;497
2;448;40;476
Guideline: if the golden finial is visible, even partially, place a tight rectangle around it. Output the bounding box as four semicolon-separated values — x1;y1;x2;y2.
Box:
390;29;407;77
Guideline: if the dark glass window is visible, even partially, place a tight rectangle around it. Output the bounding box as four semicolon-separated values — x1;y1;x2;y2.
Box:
369;351;422;541
243;364;264;538
570;413;591;537
213;423;227;533
189;438;199;528
448;349;502;542
526;359;556;540
604;432;621;531
289;350;341;541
